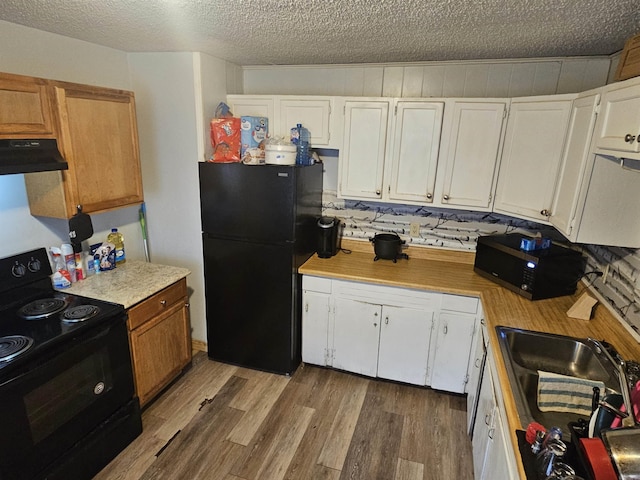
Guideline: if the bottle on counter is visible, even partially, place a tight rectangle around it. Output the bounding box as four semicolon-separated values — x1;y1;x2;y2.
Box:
85;252;95;277
50;247;71;289
107;228;126;264
61;243;77;283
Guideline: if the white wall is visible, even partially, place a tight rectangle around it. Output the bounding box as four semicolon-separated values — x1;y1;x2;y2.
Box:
0;21;142;261
128;52;241;343
242;57;611;97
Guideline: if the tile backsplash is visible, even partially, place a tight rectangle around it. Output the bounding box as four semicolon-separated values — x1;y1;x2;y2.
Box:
323;191;640;337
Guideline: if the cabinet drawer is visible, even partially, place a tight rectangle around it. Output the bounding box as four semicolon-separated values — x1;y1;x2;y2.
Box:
128;278;187;330
303;275;332;294
441;293;479;314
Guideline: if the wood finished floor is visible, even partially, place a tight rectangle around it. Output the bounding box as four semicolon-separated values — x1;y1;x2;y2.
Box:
94;352;474;480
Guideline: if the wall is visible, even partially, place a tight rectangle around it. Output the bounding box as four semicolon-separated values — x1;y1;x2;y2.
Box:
243;57;611;97
0;20;143;262
128;52;242;343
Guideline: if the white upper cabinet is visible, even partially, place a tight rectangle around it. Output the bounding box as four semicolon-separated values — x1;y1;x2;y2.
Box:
338;99;390;200
226;95;275;122
436;100;507;211
593;76;640;160
493;94;575;223
549;90;601;238
226;95;339;148
386;100;444;204
338;98;445;204
279;98;332;146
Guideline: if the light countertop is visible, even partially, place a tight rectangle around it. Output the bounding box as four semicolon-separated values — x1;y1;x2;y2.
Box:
300;239;640;479
58;260;190;309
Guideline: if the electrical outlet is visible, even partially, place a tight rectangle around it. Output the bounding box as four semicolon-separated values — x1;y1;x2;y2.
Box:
410;222;420;237
602;265;610;284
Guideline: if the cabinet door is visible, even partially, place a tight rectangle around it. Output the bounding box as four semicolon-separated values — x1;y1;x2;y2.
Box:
377;304;434;385
332;297;381;377
279;98;331;146
302;291;330;366
338;100;389;200
387;101;444;204
467;321;486;435
429;311;475;393
472;359;495;480
493;97;573;222
129;300;191;406
440;101;506;210
26;84;144;218
480;410;516;480
550;92;600;238
226;95;276;130
594;80;640;155
0;73;56;137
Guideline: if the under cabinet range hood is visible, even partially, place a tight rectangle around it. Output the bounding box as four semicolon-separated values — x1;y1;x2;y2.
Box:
0;139;68;175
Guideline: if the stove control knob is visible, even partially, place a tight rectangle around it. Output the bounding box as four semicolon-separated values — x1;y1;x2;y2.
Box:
11;262;26;278
28;258;41;272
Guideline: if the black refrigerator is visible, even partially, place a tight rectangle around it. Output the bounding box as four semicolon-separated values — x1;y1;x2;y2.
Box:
199;162;323;375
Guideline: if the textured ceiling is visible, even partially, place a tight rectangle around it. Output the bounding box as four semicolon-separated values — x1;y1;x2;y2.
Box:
1;0;639;66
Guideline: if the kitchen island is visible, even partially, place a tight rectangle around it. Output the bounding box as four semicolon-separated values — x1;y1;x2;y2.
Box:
300;239;640;479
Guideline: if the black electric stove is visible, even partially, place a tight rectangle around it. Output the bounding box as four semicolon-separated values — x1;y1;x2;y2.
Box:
0;248;125;375
0;248;140;480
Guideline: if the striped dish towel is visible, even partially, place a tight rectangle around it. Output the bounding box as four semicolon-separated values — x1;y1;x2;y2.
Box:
537;370;605;416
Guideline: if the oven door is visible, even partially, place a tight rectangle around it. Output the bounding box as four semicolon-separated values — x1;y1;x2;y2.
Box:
0;315;134;480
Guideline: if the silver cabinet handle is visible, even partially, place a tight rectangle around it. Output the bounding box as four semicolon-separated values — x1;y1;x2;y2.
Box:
443;195;449;201
385;316;389;325
488;428;495;440
475;358;482;368
375;189;381;196
426;193;433;199
540;209;551;217
160;299;167;306
443;325;448;335
625;133;637;143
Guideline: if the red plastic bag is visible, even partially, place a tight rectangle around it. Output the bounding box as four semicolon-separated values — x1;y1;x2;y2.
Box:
210;118;241;163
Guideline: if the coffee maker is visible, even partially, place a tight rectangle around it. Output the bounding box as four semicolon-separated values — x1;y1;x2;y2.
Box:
317;217;339;258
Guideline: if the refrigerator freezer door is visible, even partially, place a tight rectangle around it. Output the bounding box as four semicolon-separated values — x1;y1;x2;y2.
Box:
203;234;301;374
199;163;297;242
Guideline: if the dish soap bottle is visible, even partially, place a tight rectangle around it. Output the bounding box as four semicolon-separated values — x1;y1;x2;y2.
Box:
107;228;126;264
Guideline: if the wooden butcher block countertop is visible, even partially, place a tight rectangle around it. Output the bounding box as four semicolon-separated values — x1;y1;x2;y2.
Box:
300;239;640;479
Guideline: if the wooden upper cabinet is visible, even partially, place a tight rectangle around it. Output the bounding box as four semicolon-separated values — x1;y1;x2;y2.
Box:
25;82;144;218
0;72;57;137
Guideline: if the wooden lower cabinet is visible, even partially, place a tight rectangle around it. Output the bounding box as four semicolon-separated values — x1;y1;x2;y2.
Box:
127;278;191;406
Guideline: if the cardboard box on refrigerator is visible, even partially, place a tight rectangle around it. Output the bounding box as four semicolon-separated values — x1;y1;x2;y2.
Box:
240;116;268;164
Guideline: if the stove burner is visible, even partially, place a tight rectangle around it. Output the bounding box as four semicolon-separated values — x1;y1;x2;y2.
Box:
0;335;34;362
61;305;101;323
18;298;67;320
373;253;410;263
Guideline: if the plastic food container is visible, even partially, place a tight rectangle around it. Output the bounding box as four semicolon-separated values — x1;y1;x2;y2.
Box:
265;144;296;165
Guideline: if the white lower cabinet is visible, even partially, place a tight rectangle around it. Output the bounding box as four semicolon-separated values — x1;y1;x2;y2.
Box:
429;294;480;393
302;276;480;393
301;290;331;366
333;297;383;377
377;304;434;385
302;276;332;366
472;342;518;480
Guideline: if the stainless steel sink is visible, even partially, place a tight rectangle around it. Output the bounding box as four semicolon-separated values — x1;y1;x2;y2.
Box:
496;326;620;431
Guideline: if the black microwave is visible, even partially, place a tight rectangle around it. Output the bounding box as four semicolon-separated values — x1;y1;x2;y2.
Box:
473;234;585;300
